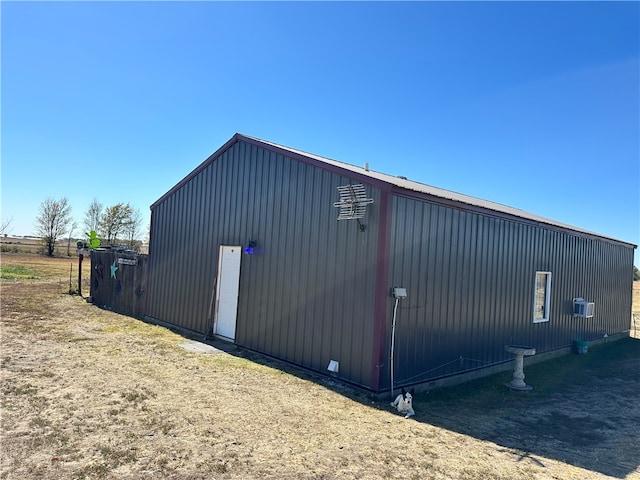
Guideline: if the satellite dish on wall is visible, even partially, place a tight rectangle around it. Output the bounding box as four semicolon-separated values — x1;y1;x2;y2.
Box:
333;183;374;231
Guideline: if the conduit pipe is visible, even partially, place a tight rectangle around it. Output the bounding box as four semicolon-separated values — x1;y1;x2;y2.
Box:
390;296;400;398
390;287;406;398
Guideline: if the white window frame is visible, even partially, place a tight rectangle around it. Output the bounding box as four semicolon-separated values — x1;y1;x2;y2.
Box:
533;271;552;323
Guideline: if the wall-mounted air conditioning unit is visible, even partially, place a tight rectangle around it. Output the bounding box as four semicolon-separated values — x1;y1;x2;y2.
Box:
573;298;595;318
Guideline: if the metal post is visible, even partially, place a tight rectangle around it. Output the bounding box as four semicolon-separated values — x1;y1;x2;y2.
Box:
78;254;83;297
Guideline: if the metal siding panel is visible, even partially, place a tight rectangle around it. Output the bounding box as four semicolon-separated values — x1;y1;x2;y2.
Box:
402;197;419;377
147;139;633;392
291;162;310;365
506;221;521;338
483;217;498;362
178;182;194;330
425;203;439;367
263;148;280;353
409;201;425;372
282;157;297;362
385;192;634;390
272;153;287;358
300;166;321;367
290;160;305;364
153;199;167;322
493;218;507;350
477;215;490;361
205;144;380;388
328;175;348;374
230;142;242;240
444;209;458;352
177;181;191;327
236;144;258;345
168;191;180;324
193;171;208;330
433;205;448;366
164;189;177;326
457;211;472;363
309;169;330;370
464;212;478;365
476;215;491;366
254;146;273;346
179;182;194;330
185;178;198;328
165;192;178;325
199;164;213;334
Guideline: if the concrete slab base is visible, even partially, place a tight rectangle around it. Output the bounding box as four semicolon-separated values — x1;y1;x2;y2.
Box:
179;340;224;354
505;382;533;391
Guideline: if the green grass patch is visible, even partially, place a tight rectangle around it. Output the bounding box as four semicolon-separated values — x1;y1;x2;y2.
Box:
425;337;640;409
0;264;39;280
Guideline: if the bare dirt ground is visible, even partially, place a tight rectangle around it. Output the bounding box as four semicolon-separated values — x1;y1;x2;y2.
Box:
1;254;639;480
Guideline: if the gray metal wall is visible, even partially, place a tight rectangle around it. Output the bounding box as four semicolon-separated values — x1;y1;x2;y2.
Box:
385;195;634;388
148;136;634;392
148;140;381;388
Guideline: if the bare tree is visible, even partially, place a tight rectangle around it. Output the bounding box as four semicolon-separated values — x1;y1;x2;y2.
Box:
100;203;133;244
35;197;72;256
83;199;103;236
66;221;78;256
123;207;144;250
0;217;13;236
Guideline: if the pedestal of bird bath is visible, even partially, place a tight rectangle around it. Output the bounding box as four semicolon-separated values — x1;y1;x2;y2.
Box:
504;345;536;391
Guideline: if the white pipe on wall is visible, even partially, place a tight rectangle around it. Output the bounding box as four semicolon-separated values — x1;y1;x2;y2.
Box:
390;296;400;398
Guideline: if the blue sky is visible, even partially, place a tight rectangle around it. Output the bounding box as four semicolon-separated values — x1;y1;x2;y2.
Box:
2;1;639;264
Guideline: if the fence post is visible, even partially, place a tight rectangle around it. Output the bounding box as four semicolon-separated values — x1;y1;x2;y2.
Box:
78;254;83;297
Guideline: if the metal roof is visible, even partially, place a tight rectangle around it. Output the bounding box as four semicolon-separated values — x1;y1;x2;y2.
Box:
153;133;636;248
243;135;635;248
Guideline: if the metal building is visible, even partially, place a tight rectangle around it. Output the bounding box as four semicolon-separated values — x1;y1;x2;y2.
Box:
146;133;636;393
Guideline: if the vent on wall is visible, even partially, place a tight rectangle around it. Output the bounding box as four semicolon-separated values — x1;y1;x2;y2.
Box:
573;298;595;318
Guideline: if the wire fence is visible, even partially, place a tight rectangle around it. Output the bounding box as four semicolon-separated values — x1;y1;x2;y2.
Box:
63;262;92;296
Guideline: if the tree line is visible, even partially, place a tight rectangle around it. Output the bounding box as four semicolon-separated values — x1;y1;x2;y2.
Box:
35;197;146;256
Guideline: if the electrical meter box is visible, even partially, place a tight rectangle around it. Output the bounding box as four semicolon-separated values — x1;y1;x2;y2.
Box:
393;287;407;298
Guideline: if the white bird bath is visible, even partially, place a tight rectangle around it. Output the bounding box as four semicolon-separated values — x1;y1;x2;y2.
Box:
505;345;536;391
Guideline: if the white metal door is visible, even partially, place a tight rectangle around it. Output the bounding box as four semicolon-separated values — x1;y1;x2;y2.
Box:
214;246;241;340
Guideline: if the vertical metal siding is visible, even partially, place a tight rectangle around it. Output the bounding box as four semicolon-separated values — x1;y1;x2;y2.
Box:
147;139;633;392
385;195;634;389
148;141;381;388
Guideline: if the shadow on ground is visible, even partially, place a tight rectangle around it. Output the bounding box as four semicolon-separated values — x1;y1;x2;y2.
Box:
202;333;640;479
400;338;640;479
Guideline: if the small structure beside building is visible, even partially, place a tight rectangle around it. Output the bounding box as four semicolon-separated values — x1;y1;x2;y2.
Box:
128;133;633;394
90;248;148;319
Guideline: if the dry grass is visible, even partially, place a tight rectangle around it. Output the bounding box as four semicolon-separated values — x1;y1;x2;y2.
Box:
0;253;91;295
1;254;639;480
0;236;76;257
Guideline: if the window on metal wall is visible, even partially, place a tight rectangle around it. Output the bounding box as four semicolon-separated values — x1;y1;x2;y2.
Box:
533;271;552;323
